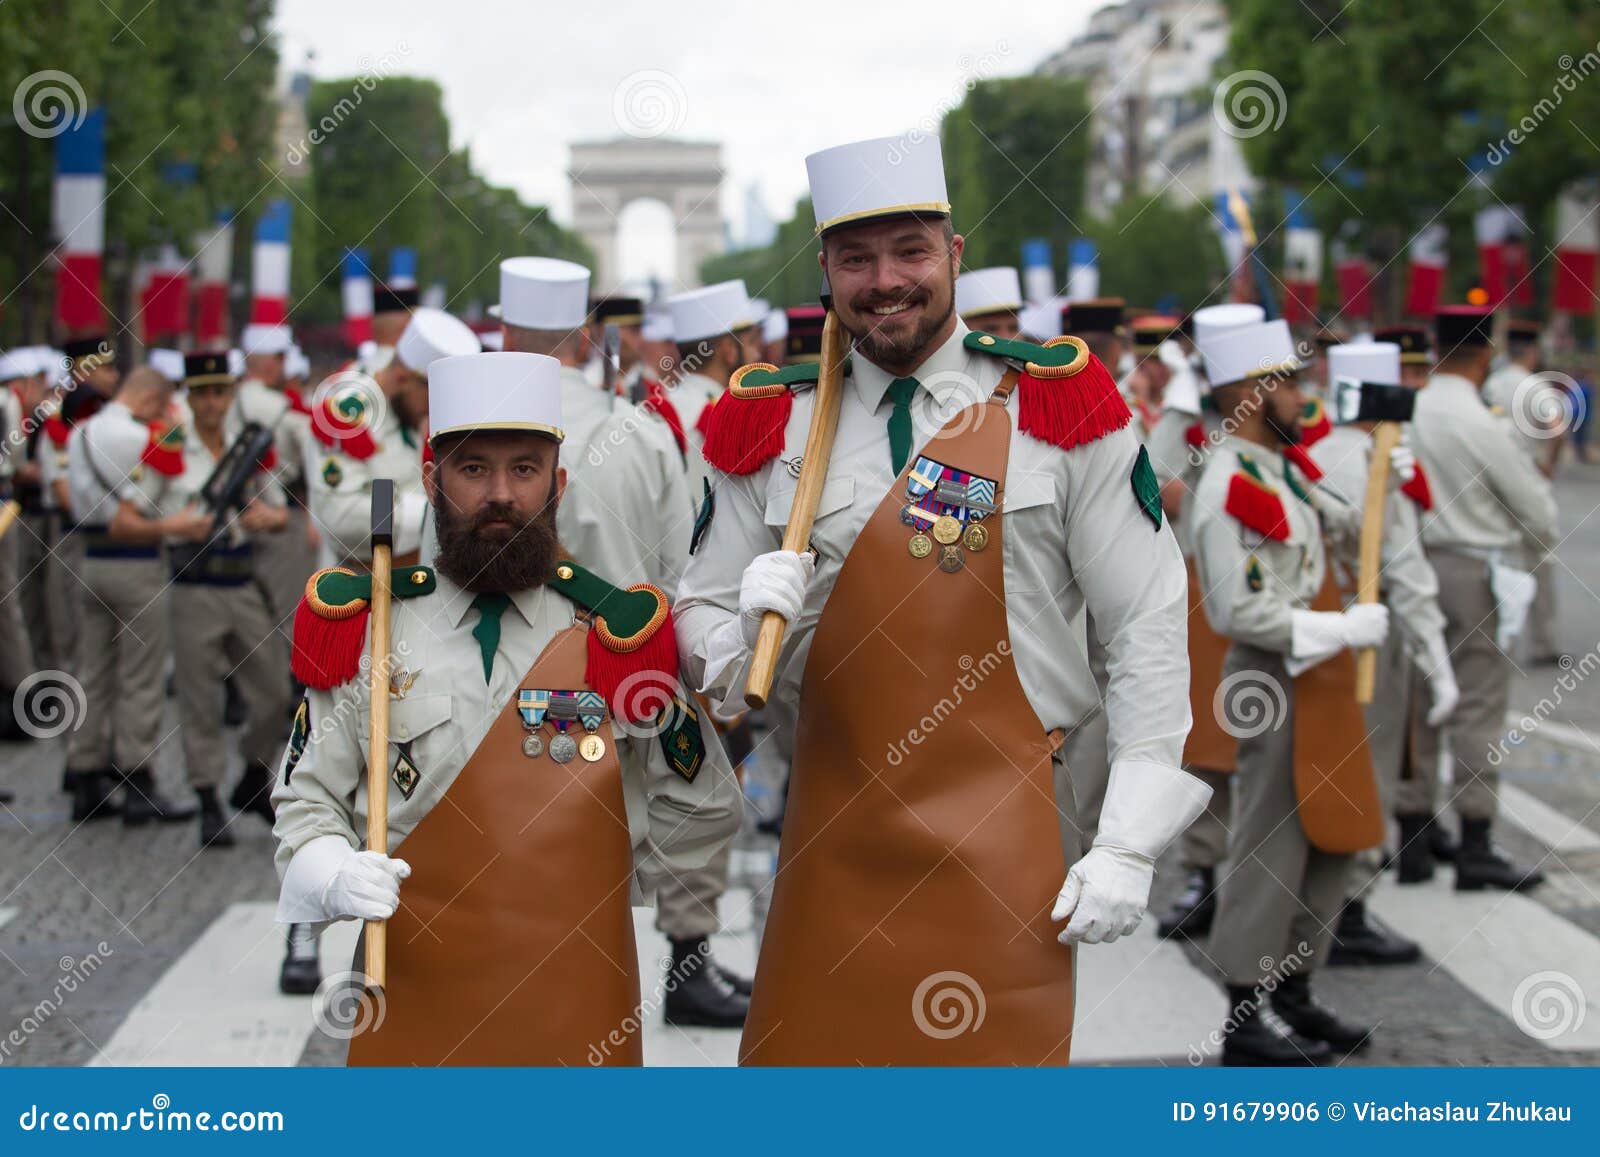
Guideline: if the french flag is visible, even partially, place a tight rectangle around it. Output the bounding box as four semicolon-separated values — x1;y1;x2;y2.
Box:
193;210;234;344
388;246;418;291
1066;239;1098;301
1332;239;1372;319
250;198;292;324
140;243;189;344
1020;238;1055;304
1474;205;1516;305
342;248;374;348
52;107;107;332
1554;190;1599;314
1282;194;1322;325
1403;224;1448;318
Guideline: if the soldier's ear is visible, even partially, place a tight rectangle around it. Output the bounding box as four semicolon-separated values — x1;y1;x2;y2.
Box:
554;464;567;509
422;458;436;502
950;232;965;265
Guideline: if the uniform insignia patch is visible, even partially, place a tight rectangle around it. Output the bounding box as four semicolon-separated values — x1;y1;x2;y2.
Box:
660;698;705;782
392;741;421;800
284;697;310;782
1246;555;1265;593
690;478;714;556
1131;444;1162;530
322;458;343;488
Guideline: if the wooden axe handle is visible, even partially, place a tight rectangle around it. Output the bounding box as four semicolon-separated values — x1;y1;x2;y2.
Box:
1354;423;1400;703
0;500;20;542
744;310;846;709
363;477;395;991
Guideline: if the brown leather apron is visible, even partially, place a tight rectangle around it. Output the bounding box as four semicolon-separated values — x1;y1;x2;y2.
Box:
1183;558;1237;774
740;382;1074;1067
1290;574;1385;854
346;625;642;1066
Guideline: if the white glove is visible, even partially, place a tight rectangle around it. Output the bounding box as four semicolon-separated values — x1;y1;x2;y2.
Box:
1418;631;1460;727
1389;443;1417;486
737;550;815;649
1340;603;1391;649
1052;846;1155;944
1290;605;1390;669
277;835;411;924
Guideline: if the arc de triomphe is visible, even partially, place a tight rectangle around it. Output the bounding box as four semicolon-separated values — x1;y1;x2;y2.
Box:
568;138;725;290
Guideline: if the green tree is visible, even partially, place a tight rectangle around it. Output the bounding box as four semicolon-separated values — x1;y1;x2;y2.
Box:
1090;194;1227;313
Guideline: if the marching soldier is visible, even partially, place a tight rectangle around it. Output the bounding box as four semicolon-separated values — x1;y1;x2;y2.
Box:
676;132;1210;1065
6;349;66;674
271;351;742;1065
1189;316;1389;1064
370;282;419;351
954;266;1024;340
0;350;37;744
590;294;688;458
1373;324;1434;389
760;302;788;366
167;352;291;849
782;305;826;366
664;279;765;502
63;366;208;824
1123;315;1178;439
1406;306;1557;890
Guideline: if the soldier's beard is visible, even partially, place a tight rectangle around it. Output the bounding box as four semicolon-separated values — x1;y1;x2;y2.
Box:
431;485;561;593
842;285;953;369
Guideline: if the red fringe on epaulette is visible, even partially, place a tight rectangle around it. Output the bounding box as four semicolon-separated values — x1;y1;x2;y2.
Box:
1401;464;1433;511
1184;420;1206;449
1299;413;1332;447
584;605;682;725
291;598;369;690
1226;474;1290;541
694;397;717;438
286;387;314;417
643;381;687;455
310;400;379;459
1016;357;1131;450
258;444;278;472
1283;442;1324;482
700;390;791;475
43;415;72;448
140;431;186;477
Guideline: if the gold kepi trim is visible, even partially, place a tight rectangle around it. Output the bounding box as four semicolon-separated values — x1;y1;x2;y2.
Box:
814;200;952;235
1398;353;1434;365
182;373;235;387
428;420;566;443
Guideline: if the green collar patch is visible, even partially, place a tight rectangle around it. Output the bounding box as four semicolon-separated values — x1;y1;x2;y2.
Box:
1237;452;1265;484
550;561;666;649
962;330;1080;368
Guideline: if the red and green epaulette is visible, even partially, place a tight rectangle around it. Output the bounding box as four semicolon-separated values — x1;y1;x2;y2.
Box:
962;331;1131;450
1225;453;1291;541
641;378;687;456
1282;442;1325;484
43;414;72;449
141;420;187;477
309;393;378;459
286;386;314;418
1299;396;1332;447
1184;420;1207;449
1401;462;1432;510
699;361;812;476
550;560;703;780
290;565;437;689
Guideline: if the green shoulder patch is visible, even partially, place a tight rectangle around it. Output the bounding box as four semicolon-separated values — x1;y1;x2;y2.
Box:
550;561;667;649
732;361;823;390
284;697;309;781
690;478;714;556
1131;445;1162;530
1246;554;1265;593
660;698;705;782
304;565;436;617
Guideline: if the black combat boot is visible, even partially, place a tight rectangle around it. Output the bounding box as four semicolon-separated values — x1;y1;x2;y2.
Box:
70;769;121;821
1327;897;1420;965
1395;813;1435;884
1271;974;1374;1053
1220;984;1330;1066
196;788;235;849
279;924;321;995
663;937;749;1028
1428;815;1459;863
228;761;275;825
121;767;198;826
1157;865;1216;938
1455;818;1545;891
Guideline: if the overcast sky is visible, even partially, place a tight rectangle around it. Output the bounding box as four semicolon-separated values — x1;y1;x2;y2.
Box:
273;0;1096;239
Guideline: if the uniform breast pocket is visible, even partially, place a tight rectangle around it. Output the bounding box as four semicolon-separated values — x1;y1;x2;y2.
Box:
763;475;857;562
999;473;1061;592
385;692;454;808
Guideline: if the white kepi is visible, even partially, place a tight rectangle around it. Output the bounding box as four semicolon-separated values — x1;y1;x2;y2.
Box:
1196;318;1302;388
667;280;757;344
428;352;565;444
806;133;950;235
956;267;1024;319
396;308;481;376
495;257;591;331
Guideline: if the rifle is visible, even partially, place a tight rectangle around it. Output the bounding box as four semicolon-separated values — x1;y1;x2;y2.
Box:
168;421;276;576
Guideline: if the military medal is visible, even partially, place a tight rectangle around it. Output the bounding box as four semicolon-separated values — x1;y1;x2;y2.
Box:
521;733;544;759
549;730;578;763
963;523;989;551
932;514;962;545
902;455;998;564
518;689;550;759
579;734;606;762
939;545;964;573
908;533;933;559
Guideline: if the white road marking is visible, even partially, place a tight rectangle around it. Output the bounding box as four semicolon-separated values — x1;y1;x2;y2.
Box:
1498;784;1600;854
1072;921;1228;1064
0;908;15;932
1503;713;1600;756
1369;874;1600;1052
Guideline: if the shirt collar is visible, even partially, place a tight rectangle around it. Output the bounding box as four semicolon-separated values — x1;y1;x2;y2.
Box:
1222;433;1287;476
849;317;980;412
437;569;569;633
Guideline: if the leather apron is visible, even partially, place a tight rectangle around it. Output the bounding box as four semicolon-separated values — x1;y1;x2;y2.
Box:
1290;573;1385;854
347;625;643;1066
1183;558;1237;774
740;381;1075;1067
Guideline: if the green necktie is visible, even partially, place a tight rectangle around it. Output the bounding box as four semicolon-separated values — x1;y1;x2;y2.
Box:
885;377;919;476
470;592;511;684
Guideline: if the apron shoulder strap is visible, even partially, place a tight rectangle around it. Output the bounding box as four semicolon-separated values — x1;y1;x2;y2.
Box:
989;366;1021;404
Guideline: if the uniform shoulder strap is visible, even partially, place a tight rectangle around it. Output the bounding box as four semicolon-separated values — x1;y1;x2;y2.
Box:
698;361;799;475
549;561;682;727
963;331;1130;450
1224;454;1290;541
290;565;437;689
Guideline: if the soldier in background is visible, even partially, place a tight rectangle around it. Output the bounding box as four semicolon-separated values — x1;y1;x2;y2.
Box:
955;266;1024;340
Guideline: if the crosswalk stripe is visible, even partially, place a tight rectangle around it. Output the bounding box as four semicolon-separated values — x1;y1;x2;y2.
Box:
90;903;359;1066
1498;784;1600;854
0;908;15;932
1368;874;1600;1052
1073;922;1228;1064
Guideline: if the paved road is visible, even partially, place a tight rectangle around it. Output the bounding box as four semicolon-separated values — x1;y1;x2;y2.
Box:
2;466;1599;1067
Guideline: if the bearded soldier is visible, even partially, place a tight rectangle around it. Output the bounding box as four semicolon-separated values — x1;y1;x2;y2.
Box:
675;133;1209;1065
272;351;742;1065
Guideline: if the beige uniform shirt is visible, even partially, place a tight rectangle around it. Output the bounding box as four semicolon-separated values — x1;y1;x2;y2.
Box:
666;371;723;504
165;417;286;536
1481;361;1556;469
1411;372;1557;556
1306;425;1446;647
1190;436;1333;651
66;400;172;524
234;377;308;489
675;319;1192;773
270;572;743;887
303;400;427;566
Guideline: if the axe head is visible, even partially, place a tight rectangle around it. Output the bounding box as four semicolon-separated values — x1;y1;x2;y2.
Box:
1333;376;1416;425
370;478;395;549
